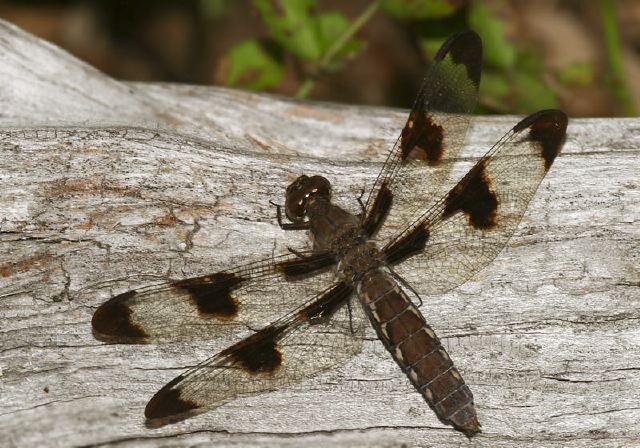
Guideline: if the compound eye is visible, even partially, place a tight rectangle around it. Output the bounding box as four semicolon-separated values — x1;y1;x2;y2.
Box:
283;175;331;222
306;176;331;201
286;175;308;195
284;176;311;222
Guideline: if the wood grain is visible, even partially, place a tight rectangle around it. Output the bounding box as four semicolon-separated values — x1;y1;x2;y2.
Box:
1;19;639;448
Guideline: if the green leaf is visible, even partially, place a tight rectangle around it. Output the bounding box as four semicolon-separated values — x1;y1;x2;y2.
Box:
199;0;228;20
254;0;321;60
317;11;363;60
514;71;558;112
253;0;363;64
478;70;511;111
517;48;543;72
225;39;284;91
382;0;459;19
557;62;595;87
469;2;516;69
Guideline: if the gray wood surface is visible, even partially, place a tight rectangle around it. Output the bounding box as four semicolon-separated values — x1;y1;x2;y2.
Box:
1;18;639;448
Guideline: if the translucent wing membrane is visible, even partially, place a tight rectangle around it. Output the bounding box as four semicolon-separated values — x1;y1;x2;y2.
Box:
384;110;568;295
361;30;482;243
89;29;567;438
92;250;336;343
144;281;364;424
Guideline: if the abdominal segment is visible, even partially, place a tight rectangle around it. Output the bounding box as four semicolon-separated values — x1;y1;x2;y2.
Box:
356;270;480;435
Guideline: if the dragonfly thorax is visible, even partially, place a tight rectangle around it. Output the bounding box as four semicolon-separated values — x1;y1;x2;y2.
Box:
336;241;383;284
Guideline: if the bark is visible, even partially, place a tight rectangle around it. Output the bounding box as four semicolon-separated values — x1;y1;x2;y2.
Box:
1;19;639;448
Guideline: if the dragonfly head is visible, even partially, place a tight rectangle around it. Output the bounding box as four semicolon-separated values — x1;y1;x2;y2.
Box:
285;175;331;222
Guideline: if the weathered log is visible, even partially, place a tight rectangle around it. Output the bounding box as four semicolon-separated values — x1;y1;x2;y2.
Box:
1;19;639;448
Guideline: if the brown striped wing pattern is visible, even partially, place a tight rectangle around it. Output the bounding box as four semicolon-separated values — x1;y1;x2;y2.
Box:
363;109;566;437
143;281;365;424
92;250;336;344
89;28;568;437
384;109;568;295
361;30;482;243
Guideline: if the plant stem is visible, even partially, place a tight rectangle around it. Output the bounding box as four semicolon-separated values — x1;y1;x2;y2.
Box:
599;0;637;115
296;0;384;99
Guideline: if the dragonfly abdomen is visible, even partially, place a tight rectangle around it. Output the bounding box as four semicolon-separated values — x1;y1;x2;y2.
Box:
356;269;480;435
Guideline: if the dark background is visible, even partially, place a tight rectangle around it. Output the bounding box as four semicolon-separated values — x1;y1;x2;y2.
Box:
1;0;638;117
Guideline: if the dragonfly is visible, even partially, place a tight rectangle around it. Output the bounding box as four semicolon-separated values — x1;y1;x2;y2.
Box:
91;30;567;436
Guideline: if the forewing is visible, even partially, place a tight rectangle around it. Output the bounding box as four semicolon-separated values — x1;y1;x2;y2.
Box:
144;281;364;423
362;30;482;242
384;110;568;295
91;250;336;343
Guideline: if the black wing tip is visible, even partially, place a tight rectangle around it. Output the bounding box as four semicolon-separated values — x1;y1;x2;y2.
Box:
91;291;149;343
435;30;481;60
435;30;483;87
145;379;201;425
514;109;569;170
513;109;568;132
